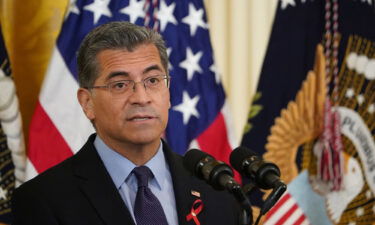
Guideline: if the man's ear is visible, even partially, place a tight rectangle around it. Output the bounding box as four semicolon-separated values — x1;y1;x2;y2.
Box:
77;88;95;120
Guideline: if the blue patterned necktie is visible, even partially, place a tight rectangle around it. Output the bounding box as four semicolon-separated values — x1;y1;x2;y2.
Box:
133;166;169;225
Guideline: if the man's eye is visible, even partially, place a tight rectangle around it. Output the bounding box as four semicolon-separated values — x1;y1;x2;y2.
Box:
111;81;128;89
146;77;160;85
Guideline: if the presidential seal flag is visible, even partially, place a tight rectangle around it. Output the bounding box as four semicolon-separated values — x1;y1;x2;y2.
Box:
27;0;236;181
242;0;375;224
0;27;26;224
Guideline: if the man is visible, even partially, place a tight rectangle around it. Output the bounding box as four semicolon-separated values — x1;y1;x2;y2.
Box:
12;22;239;225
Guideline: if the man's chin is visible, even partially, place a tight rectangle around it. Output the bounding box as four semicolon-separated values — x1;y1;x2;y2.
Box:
124;132;162;146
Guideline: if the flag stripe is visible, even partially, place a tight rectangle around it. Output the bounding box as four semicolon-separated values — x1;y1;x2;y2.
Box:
196;110;240;180
275;204;298;225
285;210;306;225
265;193;291;219
39;48;94;153
293;214;308;225
264;194;295;225
28;102;73;173
197;112;231;162
24;159;38;181
221;101;238;149
265;192;310;225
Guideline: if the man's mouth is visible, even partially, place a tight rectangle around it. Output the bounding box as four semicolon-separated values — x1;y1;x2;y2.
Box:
131;117;152;121
128;115;154;121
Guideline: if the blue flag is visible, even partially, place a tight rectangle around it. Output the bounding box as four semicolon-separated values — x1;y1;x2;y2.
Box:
242;0;375;224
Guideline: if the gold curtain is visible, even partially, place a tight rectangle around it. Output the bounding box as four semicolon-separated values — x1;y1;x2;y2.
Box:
0;0;68;147
205;0;277;141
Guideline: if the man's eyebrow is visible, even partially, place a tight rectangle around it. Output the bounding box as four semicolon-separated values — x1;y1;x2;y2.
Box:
143;65;163;74
106;71;129;81
104;65;163;81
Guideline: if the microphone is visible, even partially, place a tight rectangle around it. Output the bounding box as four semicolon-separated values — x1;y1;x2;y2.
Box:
230;146;287;216
184;149;253;224
183;149;238;191
230;146;284;190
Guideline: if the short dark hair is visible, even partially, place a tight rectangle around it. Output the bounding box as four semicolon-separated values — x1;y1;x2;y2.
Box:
77;21;168;88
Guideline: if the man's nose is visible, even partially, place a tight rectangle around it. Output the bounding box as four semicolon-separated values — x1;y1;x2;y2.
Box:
128;82;151;105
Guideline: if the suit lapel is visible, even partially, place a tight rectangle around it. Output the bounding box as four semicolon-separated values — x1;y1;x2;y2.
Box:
72;135;135;225
71;136;213;225
162;141;204;225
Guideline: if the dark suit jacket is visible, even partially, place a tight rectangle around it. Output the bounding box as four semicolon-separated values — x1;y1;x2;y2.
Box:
12;134;240;225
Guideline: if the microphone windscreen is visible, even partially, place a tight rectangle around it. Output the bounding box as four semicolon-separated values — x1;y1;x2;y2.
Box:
183;149;210;174
230;146;257;172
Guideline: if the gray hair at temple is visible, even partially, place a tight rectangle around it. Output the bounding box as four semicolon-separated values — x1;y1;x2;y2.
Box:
77;21;169;88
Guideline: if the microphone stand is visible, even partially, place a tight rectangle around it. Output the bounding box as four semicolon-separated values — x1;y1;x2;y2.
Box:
240;182;287;225
196;159;255;224
224;180;253;225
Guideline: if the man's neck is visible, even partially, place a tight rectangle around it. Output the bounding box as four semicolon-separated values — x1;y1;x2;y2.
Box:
98;134;161;166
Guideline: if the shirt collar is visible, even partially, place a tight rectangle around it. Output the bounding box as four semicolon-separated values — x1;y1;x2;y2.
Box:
94;135;168;190
144;142;168;190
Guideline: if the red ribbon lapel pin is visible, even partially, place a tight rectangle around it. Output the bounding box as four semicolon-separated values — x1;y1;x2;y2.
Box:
186;198;204;225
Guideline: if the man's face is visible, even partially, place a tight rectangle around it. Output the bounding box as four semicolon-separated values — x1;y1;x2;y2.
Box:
79;44;170;150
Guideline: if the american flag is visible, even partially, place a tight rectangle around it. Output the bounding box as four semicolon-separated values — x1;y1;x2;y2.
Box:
27;0;236;179
264;193;309;225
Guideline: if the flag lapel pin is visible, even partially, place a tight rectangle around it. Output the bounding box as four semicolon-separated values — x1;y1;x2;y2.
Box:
191;190;201;198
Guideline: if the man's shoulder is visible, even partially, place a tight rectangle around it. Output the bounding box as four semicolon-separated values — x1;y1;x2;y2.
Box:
16;135;96;193
20;135;95;188
17;153;77;194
